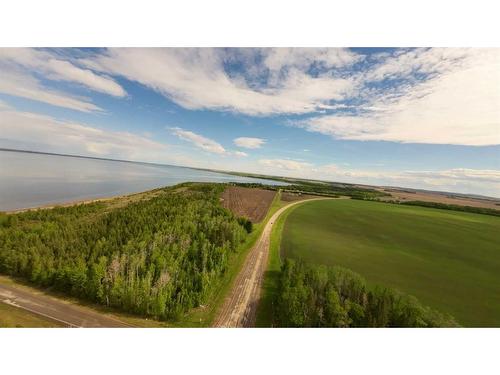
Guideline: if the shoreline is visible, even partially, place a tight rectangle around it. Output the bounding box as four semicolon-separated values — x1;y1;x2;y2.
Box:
3;190;151;215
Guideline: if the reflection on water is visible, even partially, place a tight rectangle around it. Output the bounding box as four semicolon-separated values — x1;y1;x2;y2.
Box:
0;150;285;211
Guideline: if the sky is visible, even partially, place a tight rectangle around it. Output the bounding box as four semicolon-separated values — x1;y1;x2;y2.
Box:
0;47;499;197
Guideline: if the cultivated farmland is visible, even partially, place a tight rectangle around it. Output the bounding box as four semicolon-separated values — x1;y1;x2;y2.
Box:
280;192;318;202
281;199;500;327
220;186;276;222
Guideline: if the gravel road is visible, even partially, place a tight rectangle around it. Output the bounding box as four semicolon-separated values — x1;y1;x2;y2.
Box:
213;198;330;327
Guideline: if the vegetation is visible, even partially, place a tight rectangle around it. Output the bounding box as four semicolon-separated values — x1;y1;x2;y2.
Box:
0;302;63;328
237;217;253;233
0;183;251;321
401;200;500;217
281;199;500;326
274;259;458;327
255;200;301;327
233;180;387;200
351;194;500;217
176;190;284;326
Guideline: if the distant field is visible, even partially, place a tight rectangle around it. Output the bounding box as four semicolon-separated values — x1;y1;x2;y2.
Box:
221;186;276;222
281;199;500;327
280;192;318;202
380;188;500;210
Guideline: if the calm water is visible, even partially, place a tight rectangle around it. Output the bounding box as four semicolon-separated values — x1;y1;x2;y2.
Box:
0;150;285;211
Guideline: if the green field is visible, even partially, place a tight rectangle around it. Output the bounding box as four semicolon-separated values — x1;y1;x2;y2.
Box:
281;199;500;327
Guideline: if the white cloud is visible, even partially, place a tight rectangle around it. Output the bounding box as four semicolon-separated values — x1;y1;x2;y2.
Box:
298;48;500;146
253;159;500;197
170;127;227;154
168;127;252;158
0;48;126;97
363;48;471;82
0;106;168;162
233;151;248;157
45;59;126;97
0;68;101;113
262;48;363;72
404;168;500;184
83;48;358;116
2;48;497;146
258;158;312;171
233;137;266;149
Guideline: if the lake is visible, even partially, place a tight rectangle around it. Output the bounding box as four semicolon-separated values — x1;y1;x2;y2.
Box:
0;150;286;211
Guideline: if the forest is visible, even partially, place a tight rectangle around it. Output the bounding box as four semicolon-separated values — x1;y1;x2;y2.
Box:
0;183;250;320
274;259;459;327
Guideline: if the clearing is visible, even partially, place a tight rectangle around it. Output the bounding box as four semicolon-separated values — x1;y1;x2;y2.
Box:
281;199;500;327
221;185;276;222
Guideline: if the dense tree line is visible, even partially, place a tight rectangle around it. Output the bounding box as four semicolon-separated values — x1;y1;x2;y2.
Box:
274;259;459;327
352;198;500;217
0;183;249;320
401;200;500;217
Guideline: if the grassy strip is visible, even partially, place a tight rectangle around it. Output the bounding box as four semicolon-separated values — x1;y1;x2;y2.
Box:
171;189;284;327
255;200;304;327
0;275;172;327
0;302;64;328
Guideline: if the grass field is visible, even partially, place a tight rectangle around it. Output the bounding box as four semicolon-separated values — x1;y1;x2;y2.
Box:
281;199;500;327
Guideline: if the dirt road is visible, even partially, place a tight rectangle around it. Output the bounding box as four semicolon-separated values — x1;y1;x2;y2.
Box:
213;198;330;327
0;282;132;327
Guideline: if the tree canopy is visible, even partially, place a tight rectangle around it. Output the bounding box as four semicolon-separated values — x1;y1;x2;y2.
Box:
0;183;249;320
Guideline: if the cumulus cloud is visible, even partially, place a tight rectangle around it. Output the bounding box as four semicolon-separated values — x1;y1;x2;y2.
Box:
82;48;358;116
233;151;248;157
170;127;251;157
233;137;266;149
77;47;499;146
298;48;500;146
0;106;168;161
262;48;363;72
2;48;497;146
170;127;227;154
258;158;312;171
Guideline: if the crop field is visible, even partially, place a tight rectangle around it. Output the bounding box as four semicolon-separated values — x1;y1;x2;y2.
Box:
280;192;318;202
220;186;276;222
281;199;500;326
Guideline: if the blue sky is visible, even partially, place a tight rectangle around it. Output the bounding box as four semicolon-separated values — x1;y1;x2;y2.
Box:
0;48;499;196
